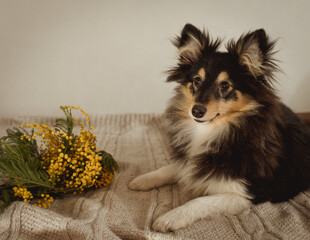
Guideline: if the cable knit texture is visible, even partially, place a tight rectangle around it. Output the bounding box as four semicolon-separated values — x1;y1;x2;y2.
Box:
0;114;309;240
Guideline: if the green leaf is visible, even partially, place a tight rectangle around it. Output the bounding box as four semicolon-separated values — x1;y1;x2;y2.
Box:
98;150;119;173
2;189;11;203
0;188;12;208
0;128;54;190
55;107;74;136
0;200;7;208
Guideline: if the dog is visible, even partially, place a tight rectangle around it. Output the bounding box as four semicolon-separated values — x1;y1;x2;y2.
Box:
129;24;310;232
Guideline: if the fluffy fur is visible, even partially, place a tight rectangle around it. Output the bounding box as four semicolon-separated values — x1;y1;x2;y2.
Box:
129;24;310;232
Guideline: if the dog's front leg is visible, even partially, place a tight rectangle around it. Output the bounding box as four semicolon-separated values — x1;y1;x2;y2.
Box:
129;164;178;191
152;193;251;232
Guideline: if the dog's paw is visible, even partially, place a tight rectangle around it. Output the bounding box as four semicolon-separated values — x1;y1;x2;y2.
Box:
129;174;154;191
152;208;190;232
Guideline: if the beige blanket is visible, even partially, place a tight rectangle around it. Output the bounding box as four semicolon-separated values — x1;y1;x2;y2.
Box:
0;114;309;240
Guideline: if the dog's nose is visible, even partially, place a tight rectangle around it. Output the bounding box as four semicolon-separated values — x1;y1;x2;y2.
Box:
192;105;206;118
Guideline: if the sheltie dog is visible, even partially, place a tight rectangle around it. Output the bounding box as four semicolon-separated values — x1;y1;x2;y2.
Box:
129;24;310;232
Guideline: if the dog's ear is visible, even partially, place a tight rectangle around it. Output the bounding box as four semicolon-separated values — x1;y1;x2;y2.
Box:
173;24;205;63
227;29;278;83
173;24;220;64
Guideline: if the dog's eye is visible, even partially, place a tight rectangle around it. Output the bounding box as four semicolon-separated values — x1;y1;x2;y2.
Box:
220;81;230;90
193;76;202;88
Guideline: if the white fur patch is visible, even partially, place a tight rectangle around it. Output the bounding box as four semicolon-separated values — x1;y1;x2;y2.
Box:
168;115;230;158
152;191;252;232
168;120;195;151
188;120;230;156
129;164;178;191
176;161;252;199
151;161;252;232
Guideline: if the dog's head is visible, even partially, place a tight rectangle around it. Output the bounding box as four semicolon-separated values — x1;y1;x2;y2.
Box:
167;24;279;126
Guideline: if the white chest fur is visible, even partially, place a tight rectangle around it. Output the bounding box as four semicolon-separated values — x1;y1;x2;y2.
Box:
176;161;251;199
186;120;229;157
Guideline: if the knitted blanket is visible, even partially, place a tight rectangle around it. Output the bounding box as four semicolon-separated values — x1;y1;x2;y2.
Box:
0;114;309;240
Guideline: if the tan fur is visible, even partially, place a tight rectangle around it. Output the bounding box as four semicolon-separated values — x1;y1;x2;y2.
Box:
216;71;233;93
197;68;206;81
204;95;221;120
216;71;230;83
206;72;260;123
219;90;258;114
178;84;195;118
204;90;260;127
216;91;260;126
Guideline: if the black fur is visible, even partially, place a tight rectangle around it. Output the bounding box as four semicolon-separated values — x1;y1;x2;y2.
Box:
166;24;310;204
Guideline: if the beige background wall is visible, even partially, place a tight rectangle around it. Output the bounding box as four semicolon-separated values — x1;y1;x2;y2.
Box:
0;0;309;117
